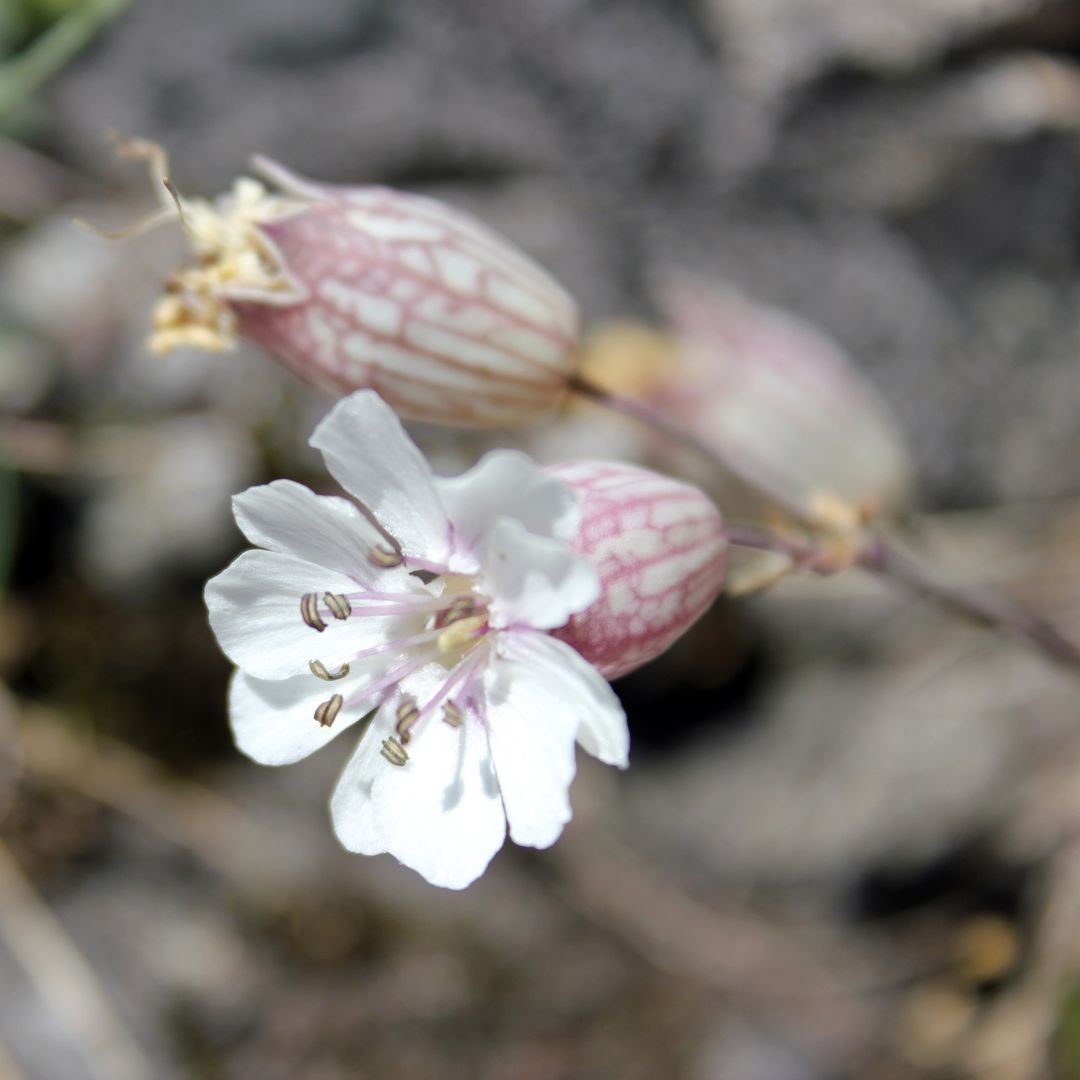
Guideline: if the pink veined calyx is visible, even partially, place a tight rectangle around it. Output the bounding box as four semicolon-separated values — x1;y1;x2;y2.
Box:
204;390;728;888
551;461;728;680
119;140;581;428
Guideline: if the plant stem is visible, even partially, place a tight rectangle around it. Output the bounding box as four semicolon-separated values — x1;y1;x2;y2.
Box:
567;373;810;519
729;524;1080;669
859;533;1080;668
571;374;1080;671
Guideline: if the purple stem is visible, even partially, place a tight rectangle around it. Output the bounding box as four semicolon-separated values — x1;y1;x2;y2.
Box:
727;524;1080;670
567;373;809;519
572;374;1080;671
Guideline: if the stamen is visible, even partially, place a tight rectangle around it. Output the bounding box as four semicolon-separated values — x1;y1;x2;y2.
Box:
369;544;403;569
73;206;178;242
442;701;464;728
342;588;416;603
343;587;461;604
161;177;194;237
345;626;446;664
314;693;344;728
345;650;436;709
395;701;421;744
433;595;477;629
74;136;185;241
339;592;488;618
113;135;176;213
309;659;350;681
437;616;487;654
300;592;327;631
410;642;489;732
323;592;351;620
380;737;409;766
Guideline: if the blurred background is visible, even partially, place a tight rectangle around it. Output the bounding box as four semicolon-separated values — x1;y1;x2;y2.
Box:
4;0;1080;1076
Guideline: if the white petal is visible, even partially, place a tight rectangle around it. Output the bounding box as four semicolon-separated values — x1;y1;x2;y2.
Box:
232;479;414;589
436;449;581;554
330;673;506;889
500;630;629;769
309;390;450;563
483;648;579;848
325;717;387;859
479;517;599;631
205;550;408;679
229;669;370;765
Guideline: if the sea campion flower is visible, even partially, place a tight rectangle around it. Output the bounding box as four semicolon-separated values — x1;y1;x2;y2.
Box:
127;142;580;428
551;462;728;679
205;390;628;889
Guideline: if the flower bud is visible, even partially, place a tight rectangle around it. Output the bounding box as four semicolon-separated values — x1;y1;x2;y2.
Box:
138;145;580;427
550;462;727;679
659;281;913;521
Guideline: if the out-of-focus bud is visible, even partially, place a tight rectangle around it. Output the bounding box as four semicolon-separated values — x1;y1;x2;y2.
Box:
550;462;727;679
655;280;913;523
128;144;580;428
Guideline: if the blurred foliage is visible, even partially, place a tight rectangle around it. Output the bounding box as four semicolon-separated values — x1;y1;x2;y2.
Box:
0;0;132;121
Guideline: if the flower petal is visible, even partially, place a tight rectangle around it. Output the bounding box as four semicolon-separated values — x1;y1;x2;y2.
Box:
500;630;629;769
482;645;579;849
229;669;371;765
330;671;507;889
205;550;409;679
309;390;450;563
436;449;582;554
232;479;414;589
479;517;599;631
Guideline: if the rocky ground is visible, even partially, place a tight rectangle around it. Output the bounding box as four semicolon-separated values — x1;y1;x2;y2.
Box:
4;1;1080;1077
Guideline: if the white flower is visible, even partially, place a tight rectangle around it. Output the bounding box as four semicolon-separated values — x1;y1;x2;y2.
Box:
205;390;628;889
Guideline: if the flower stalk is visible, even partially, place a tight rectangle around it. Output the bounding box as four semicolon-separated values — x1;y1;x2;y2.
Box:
726;523;1080;669
570;372;1080;671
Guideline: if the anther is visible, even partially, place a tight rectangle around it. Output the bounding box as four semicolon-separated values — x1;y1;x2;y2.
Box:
434;596;476;629
300;592;326;631
395;701;420;745
323;592;352;620
442;702;464;728
309;659;350;681
369;544;403;569
314;693;344;728
380;737;409;766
